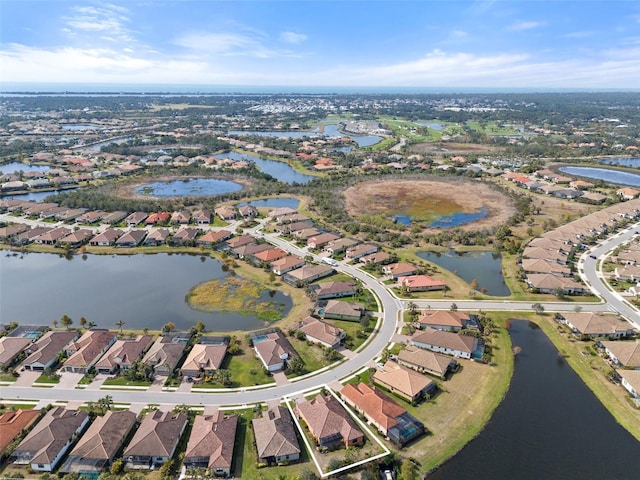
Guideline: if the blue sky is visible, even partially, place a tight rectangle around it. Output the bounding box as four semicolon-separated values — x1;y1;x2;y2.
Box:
1;0;640;89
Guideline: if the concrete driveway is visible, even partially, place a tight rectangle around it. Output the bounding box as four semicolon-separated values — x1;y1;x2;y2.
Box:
56;371;83;389
13;369;40;387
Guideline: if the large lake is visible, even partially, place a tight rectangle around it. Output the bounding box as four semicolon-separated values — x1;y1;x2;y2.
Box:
214;151;315;184
559;166;640;187
237;197;300;209
0;162;50;174
428;319;640;479
135;178;244;197
0;253;291;332
417;250;510;296
228;124;383;148
600;157;640;168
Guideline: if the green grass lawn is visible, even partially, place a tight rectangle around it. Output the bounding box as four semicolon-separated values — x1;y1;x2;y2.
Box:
0;373;17;382
225;345;275;387
101;376;152;387
326;318;372;351
286;336;334;378
35;373;60;384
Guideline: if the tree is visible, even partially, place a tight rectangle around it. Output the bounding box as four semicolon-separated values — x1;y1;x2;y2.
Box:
60;315;73;330
298;469;319;480
195;321;206;333
470;279;479;291
162;322;175;333
407;301;418;319
359;313;370;330
97;395;114;412
287;357;305;375
79;317;87;329
52;319;58;329
532;303;545;315
110;459;123;475
450;303;458;311
400;458;419;480
116;320;125;334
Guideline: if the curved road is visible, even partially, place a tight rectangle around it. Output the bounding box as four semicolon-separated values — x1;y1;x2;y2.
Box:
2;220;638;407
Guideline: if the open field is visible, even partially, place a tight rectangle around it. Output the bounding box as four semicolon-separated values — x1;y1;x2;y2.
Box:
343;178;516;234
410;142;505;155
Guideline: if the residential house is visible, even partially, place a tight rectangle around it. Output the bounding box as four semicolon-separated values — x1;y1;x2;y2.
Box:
298;317;345;349
276;213;309;225
12;408;90;472
284;264;334;286
411;328;484;360
522;258;572;276
238;205;258;218
195;229;232;247
214;206;237;221
268;207;297;221
183;412;238;477
125;212;148;227
618;369;640;400
525;274;586;295
617;187;640;201
143;228;171;246
346;243;379;260
89;229;123;246
115;230;147;247
101;211;128;224
233;242;270;260
21;331;79;371
276;221;313;235
16;226;52;245
0;337;33;368
295;394;364;450
252;407;301;465
307;233;340;250
253;331;298;372
556;313;638;339
0;224;29;243
416;310;475;332
324;238;360;256
181;337;228;378
318;300;365;322
142;333;190;377
0;409;40;455
224;234;255;250
292;227;321;240
63;330;118;373
123;410;188;470
383;262;418;279
309;280;357;300
94;335;153;374
340;383;424;446
60;410;137;475
600;341;640;369
170;227;200;246
33;226;72;245
271;255;305;276
170;210;191;224
396;345;457;379
359;251;391;265
250;247;288;265
192;209;212;225
76;211;105;224
145;212;170;225
57;229;94;248
398;275;446;292
373;361;436;403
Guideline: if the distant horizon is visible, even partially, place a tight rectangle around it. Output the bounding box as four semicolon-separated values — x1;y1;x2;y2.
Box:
2;82;640;96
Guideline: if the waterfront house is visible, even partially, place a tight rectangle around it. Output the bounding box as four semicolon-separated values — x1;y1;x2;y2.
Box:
94;335;153;374
89;228;123;247
253;331;298;372
284;264;334;286
12;408;90;472
307;232;340;250
340;382;424;446
181;337;228;378
373;361;436;403
232;242;270;260
215;206;237;221
33;226;72;245
309;280;357;300
382;262;418;279
0;224;29;243
0;337;33;368
58;229;94;248
0;409;40;455
195;229;232;247
63;330;118;373
398;274;446;292
271;255;305;276
345;243;379;260
250;247;288;265
318;300;365;322
238;205;258;218
295;394;364;450
411;328;484;360
525;273;586;295
224;234;255;249
252;406;300;465
556;312;638;339
298;317;345;349
170;227;200;246
21;331;79;371
192;209;212;225
618;369;640;401
143;228;171;246
123;410;187;470
396;345;457;379
142;333;190;377
268;207;297;221
600;340;640;369
183;412;238;477
115;230;147;247
60;410;137;475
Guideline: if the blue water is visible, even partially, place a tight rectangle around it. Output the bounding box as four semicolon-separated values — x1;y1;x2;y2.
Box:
213;151;315;184
61;124;99;131
0;191;62;202
559;166;640;187
0;162;50;174
416;122;445;130
417;250;510;296
394;207;488;228
599;157;640;168
237;198;300;209
252;335;269;344
228;124;382;148
430;207;489;228
135;178;243;197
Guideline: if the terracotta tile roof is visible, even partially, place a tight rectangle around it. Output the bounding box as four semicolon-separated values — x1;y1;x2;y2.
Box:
560;313;637;335
94;335;153;371
296;394;363;445
184;412;238;469
64;331;117;368
65;410;136;462
601;341;640;368
0;409;40;453
373;361;435;399
397;346;455;378
254;332;297;369
22;331;78;369
418;310;470;329
252;406;300;460
340;382;406;431
411;328;477;355
181;343;228;373
299;317;344;346
123;410;187;458
0;337;33;367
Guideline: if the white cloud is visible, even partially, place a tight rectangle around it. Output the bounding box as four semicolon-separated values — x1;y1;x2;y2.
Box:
63;4;133;43
508;21;545;31
280;31;307;44
173;31;304;59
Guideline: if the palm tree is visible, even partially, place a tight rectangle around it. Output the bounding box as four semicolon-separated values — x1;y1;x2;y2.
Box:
116;320;125;334
52;319;58;329
79;317;87;329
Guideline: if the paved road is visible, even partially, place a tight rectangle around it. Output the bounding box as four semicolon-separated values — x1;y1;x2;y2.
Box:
2;218;638;407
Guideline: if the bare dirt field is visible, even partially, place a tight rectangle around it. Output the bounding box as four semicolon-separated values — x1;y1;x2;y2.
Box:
411;142;505;155
343;178;516;233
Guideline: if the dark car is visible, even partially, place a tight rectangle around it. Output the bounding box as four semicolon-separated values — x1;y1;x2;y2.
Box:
589;255;597;259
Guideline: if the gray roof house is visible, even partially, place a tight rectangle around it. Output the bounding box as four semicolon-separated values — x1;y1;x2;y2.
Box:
252;407;301;465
